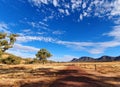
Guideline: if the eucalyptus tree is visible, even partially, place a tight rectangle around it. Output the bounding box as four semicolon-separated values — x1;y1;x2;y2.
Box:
0;33;18;56
36;48;52;64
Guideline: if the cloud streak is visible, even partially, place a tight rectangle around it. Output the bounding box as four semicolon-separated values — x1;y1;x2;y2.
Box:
7;43;39;58
0;22;10;33
17;36;56;43
13;43;39;52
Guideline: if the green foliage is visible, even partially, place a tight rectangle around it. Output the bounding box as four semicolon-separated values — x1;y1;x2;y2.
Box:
36;48;52;64
0;32;18;55
9;34;19;45
0;33;7;39
1;55;21;64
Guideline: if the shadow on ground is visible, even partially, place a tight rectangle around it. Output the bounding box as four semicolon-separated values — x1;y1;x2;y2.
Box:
19;66;118;87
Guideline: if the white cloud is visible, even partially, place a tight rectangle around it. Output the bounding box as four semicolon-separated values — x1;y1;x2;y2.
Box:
71;0;82;10
37;32;46;35
43;15;54;21
22;29;31;33
7;49;36;58
114;19;120;24
106;25;120;40
82;2;86;9
29;0;41;6
79;14;83;20
7;43;39;58
88;48;104;54
56;40;95;47
102;41;120;48
39;21;48;27
52;30;64;35
17;36;56;43
0;22;10;33
83;11;87;17
64;4;70;9
29;0;48;6
41;0;48;4
53;0;58;7
13;43;39;52
27;21;49;30
58;9;64;14
88;40;120;54
110;0;120;16
65;9;70;15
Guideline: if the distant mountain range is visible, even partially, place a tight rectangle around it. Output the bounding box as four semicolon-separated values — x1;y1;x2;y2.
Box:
71;56;120;62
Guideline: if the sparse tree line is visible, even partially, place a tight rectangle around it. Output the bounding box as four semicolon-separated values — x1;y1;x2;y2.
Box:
0;32;52;64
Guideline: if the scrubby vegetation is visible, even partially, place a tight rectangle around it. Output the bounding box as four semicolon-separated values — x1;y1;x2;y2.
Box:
0;53;22;64
1;55;21;64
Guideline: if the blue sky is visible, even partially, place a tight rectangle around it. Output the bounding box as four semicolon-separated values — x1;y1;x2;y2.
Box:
0;0;120;61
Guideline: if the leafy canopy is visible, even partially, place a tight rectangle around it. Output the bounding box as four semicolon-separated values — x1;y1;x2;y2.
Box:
36;48;52;61
0;32;18;55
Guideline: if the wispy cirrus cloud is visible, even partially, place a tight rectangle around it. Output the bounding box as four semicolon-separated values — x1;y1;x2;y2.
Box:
7;49;36;58
13;43;39;52
21;29;33;34
0;22;10;33
106;25;120;40
19;19;66;36
16;35;56;43
27;21;49;30
7;43;39;58
52;30;65;35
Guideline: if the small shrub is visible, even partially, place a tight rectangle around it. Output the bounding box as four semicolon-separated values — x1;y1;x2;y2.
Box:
2;55;21;64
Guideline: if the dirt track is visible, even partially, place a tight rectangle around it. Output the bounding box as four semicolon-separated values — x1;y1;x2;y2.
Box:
0;64;119;87
21;65;119;87
49;65;116;87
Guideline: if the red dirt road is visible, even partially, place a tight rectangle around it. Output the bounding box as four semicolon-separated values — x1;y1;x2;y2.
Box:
20;65;119;87
49;65;115;87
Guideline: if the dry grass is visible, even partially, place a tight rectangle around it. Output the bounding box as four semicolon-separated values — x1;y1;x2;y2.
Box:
0;62;120;87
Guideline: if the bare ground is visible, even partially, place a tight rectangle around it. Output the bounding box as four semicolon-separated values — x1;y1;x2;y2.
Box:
0;62;120;87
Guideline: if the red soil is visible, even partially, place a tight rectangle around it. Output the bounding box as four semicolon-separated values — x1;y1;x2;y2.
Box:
20;65;117;87
49;65;115;87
